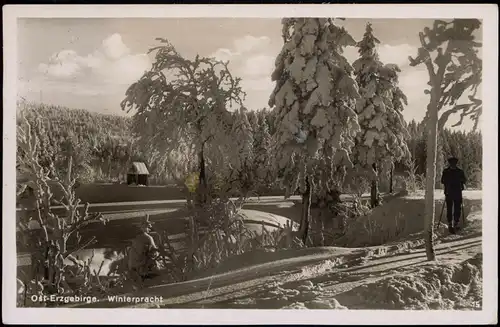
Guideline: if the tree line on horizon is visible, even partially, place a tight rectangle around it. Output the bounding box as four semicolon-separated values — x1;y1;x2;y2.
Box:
16;101;482;191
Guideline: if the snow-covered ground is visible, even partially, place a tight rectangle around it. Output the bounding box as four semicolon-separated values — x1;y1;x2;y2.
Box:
74;206;482;310
22;190;483;310
339;190;482;247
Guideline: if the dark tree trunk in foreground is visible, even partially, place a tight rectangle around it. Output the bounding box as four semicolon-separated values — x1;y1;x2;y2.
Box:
389;166;394;194
299;177;313;245
370;163;380;208
197;146;207;206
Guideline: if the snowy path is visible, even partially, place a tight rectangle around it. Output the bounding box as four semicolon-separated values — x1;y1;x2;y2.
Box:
16;195;302;212
73;233;481;308
322;237;481;295
162;236;482;309
17;190;481;213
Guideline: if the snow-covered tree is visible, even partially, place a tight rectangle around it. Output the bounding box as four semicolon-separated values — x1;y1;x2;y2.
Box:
259;107;278;137
269;18;360;244
230;108;254;174
352;23;410;207
217;108;256;197
409;19;482;260
246;110;259;132
218;108;275;198
121;39;245;206
390;78;412;191
252;110;274;187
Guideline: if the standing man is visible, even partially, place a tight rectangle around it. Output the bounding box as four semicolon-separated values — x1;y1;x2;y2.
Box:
441;157;467;234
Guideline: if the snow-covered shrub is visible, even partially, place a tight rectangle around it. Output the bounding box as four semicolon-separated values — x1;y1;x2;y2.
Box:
403;159;426;192
153;201;297;281
17;114;110;306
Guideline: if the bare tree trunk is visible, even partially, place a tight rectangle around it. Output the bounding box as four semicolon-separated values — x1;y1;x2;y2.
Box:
197;146;207;206
299;177;312;245
107;157;112;180
370;163;380;208
424;100;439;261
389;166;394;194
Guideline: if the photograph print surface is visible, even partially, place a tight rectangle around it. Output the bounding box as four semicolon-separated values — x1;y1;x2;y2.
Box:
3;4;498;325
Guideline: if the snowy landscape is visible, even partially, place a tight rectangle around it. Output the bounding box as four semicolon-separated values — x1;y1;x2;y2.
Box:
12;16;487;315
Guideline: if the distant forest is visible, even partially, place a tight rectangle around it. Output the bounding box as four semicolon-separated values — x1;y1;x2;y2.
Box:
16;102;483;189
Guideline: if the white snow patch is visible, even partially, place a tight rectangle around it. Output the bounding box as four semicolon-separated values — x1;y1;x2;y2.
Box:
338;253;482;310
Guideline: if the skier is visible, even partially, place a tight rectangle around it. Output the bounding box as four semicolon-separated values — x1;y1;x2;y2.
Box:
440;157;467;234
127;216;160;284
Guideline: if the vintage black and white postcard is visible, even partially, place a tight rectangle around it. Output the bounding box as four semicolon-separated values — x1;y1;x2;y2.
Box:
2;4;498;325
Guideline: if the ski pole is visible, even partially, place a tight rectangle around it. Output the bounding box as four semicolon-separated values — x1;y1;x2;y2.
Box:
436;200;446;229
461;200;465;228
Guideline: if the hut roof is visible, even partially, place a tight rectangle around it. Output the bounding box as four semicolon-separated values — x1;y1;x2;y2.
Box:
129;162;150;175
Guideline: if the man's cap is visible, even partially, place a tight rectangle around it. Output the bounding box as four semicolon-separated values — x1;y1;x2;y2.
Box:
448;157;459;163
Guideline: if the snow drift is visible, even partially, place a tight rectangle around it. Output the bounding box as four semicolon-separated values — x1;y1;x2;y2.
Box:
338;191;482;247
337;253;483;310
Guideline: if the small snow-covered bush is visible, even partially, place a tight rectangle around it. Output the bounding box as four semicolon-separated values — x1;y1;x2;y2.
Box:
16;114;116;306
403;159;425;192
153;199;297;282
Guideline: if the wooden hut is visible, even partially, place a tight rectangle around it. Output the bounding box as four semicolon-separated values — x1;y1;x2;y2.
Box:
127;162;150;186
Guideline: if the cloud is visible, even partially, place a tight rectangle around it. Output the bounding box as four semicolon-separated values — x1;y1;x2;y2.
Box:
90;52;150;85
25;33;152;115
32;33;275;114
241;54;275;77
38;50;85;79
233;35;271;54
210;35;271;62
37;33;151;86
210;48;238;62
398;67;430;121
377;43;416;67
209;35;276;110
101;33;131;60
241;77;274;92
342;46;359;64
343;43;416;68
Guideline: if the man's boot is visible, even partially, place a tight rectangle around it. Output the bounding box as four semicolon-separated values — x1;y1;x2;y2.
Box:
448;223;455;234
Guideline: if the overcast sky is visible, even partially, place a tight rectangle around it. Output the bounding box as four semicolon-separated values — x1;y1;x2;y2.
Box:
17;18;482;130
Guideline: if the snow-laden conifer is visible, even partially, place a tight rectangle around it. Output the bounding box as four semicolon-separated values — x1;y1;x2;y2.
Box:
352;23;410;207
253;110;273;185
269;18;360;243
